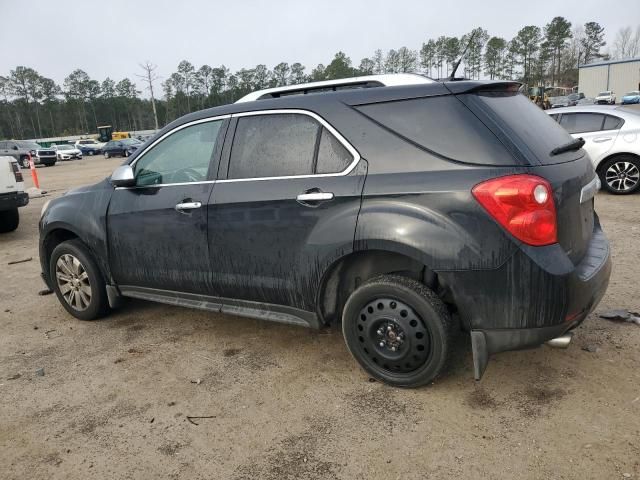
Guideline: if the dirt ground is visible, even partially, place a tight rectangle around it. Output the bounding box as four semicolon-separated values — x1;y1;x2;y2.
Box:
1;157;639;480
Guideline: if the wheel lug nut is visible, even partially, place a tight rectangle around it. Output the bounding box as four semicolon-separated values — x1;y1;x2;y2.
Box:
387;325;392;331
379;342;385;348
377;328;384;335
390;346;396;352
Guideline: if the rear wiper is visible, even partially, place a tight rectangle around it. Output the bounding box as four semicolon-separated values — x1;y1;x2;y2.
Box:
550;137;585;156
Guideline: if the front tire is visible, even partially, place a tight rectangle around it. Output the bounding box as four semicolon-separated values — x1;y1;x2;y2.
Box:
342;275;453;388
50;239;109;320
599;155;640;195
0;208;19;233
104;151;110;159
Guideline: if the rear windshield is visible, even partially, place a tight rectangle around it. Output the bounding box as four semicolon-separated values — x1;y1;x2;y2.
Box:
355;95;517;165
460;91;582;165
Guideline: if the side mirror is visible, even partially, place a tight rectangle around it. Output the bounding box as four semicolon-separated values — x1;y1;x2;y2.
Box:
12;145;18;150
111;164;135;187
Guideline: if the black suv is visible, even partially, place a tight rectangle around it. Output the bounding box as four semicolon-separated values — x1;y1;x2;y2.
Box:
39;75;611;387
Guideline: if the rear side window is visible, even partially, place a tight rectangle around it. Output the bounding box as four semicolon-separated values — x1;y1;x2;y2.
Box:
603;115;624;130
229;114;319;179
355;96;516;165
559;113;605;134
316;127;352;174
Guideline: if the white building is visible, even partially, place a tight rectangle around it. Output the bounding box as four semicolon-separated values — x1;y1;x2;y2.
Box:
578;57;640;100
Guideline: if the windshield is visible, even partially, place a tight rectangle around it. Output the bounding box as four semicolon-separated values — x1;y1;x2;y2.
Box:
17;141;41;149
598;92;611;96
625;91;640;96
78;140;95;144
121;138;141;145
58;145;72;150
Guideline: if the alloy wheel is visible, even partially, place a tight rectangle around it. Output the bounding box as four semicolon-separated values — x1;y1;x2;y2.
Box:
356;298;431;374
55;254;92;311
605;161;640;192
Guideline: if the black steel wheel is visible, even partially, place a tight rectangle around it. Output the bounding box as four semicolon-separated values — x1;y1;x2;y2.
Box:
600;156;640;195
342;275;453;387
20;156;30;169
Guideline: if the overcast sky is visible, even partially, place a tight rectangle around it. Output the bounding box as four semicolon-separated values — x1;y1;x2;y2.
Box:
1;0;636;86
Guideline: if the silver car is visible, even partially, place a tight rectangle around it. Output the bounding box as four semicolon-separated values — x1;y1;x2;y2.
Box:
548;105;640;194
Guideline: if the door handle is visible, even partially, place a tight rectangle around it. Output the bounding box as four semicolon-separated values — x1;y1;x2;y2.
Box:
296;192;334;202
175;201;202;212
593;137;612;143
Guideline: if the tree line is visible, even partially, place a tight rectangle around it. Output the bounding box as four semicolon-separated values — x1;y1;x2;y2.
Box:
1;20;639;141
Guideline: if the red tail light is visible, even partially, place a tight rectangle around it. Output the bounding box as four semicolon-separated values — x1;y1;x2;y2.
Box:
472;174;557;246
10;161;23;182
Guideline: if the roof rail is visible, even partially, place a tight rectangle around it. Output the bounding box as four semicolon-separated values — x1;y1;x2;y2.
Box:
235;73;434;103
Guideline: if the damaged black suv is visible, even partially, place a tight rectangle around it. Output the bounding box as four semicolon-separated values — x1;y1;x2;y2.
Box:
39;74;611;387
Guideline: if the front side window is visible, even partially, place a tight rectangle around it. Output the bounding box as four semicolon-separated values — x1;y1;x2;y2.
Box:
559;113;605;134
134;119;223;186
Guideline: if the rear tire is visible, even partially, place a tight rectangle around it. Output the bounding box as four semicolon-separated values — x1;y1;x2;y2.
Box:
104;151;110;159
342;275;453;388
20;156;30;169
599;155;640;195
0;208;19;233
49;239;109;320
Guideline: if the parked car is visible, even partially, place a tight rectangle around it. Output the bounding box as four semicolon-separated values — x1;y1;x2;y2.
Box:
102;138;142;158
567;92;585;106
595;91;616;105
75;139;103;155
54;144;83;160
577;97;595;105
39;75;611;387
0;140;57;168
0;155;29;232
550;96;569;108
621;91;640;105
548;105;640;194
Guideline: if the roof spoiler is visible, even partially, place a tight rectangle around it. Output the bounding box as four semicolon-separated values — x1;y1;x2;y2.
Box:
444;81;523;95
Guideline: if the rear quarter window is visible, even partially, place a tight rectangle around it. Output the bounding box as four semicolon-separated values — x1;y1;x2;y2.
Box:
460;92;580;165
603;115;624;130
355;95;517;165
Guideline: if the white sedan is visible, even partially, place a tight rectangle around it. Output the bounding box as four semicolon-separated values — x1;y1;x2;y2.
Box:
53;144;83;161
548;105;640;194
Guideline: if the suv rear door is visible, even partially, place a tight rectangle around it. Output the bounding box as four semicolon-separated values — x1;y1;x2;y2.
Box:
208;110;366;311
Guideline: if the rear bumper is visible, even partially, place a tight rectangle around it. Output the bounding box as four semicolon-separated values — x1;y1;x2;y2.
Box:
439;218;611;378
0;191;29;211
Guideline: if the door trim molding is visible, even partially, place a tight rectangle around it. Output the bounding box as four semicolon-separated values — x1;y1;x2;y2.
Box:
118;285;321;329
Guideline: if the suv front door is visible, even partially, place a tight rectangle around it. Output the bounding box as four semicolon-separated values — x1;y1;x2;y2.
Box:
208;111;366;312
107;117;228;294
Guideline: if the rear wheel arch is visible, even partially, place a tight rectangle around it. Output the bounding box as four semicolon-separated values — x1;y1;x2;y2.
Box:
316;249;445;326
596;152;640;174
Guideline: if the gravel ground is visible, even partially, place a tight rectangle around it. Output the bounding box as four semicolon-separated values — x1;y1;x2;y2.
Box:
1;157;639;480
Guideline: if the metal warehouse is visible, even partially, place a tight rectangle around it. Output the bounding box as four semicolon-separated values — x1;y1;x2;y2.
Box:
578;57;640;99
